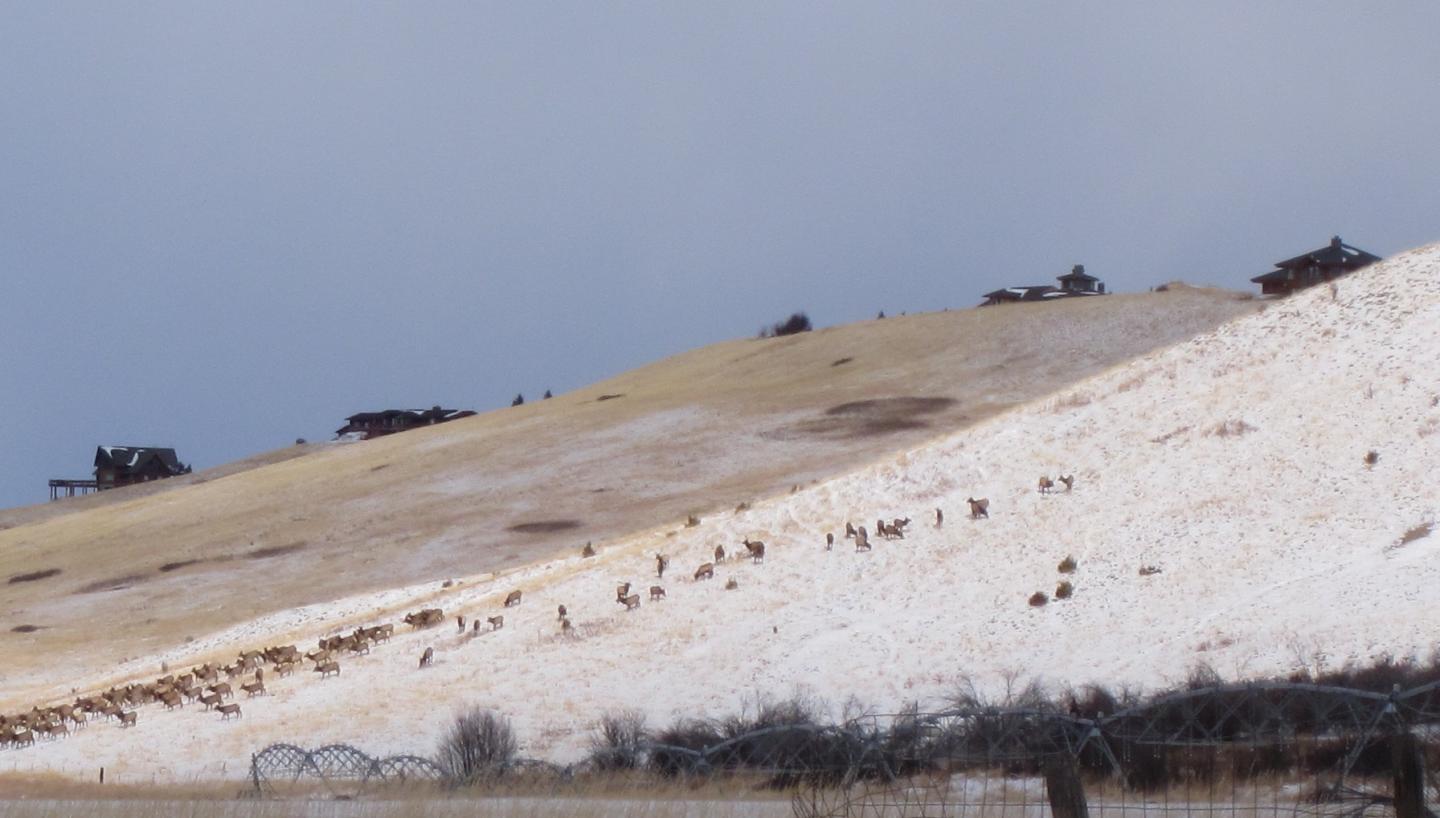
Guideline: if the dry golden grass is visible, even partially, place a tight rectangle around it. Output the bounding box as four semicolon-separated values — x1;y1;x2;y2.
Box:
0;287;1260;708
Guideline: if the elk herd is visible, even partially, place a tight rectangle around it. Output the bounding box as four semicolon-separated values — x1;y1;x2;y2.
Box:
3;470;1078;754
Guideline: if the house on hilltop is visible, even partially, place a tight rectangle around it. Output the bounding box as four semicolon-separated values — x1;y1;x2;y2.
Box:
93;445;191;491
335;406;477;440
981;265;1108;306
1251;236;1380;296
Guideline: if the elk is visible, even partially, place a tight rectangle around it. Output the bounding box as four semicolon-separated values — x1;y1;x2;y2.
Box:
274;661;296;678
118;712;137;729
743;538;765;563
1058;474;1075;492
207;682;233;700
891;517;911;535
504;590;523;607
967;498;989;519
557;604;568;620
615;582;631;603
161;691;183;710
315;661;341;679
404;608;444;629
855;526;871;552
714;544;726;563
241;680;266;697
419;647;434;668
621;594;641;611
457;616;466;632
725;578;739;590
656;553;669;578
826;532;834;550
487;615;504;631
935;508;944;527
1039;476;1054;494
649;585;666;601
13;728;35;746
694;562;714;581
217;703;242;721
845;521;857;539
472;619;483;634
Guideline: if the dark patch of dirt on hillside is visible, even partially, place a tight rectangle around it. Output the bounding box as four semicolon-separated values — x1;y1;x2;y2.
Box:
596;394;626;402
8;568;62;584
78;573;149;594
762;396;959;440
507;520;582;534
246;542;307;559
10;624;45;633
159;559;205;573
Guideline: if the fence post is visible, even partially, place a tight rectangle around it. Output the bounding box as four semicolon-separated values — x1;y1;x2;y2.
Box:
1391;730;1426;818
1045;752;1090;818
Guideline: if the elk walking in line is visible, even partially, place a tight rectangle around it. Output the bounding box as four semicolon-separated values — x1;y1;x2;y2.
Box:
967;498;989;519
217;703;242;721
315;661;341;679
241;680;266;697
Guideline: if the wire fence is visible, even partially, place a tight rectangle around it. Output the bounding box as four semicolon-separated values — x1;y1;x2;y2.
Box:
249;681;1440;818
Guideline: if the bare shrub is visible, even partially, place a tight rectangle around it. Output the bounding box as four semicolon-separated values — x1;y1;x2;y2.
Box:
759;312;813;338
588;709;647;771
1364;450;1379;468
1206;419;1257;437
1398;522;1433;547
437;707;518;784
1057;555;1077;574
1028;591;1049;607
1051;392;1092;412
1055;580;1074;600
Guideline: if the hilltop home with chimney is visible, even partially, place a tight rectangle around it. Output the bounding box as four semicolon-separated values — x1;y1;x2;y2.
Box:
1250;236;1380;296
335;406;477;441
93;445;191;490
980;265;1107;306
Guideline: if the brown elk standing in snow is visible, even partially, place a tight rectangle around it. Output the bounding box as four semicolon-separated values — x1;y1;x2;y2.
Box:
845;522;857;539
826;532;834;550
694;562;714;581
487;616;505;630
504;590;523;607
558;604;568;620
419;647;434;668
457;616;466;632
616;582;631;603
217;703;242;721
967;498;989;519
743;539;765;563
656;553;669;578
1038;476;1054;494
621;594;641;611
315;661;340;679
1058;474;1075;492
714;544;726;563
855;526;871;552
649;585;666;601
935;508;944;527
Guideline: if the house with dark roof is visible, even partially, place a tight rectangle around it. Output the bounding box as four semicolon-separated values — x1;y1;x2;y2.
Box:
980;265;1108;306
335;406;477;440
93;445;191;490
1251;236;1381;296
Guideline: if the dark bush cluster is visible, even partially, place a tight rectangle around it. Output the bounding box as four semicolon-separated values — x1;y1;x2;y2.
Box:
437;707;519;784
758;312;813;338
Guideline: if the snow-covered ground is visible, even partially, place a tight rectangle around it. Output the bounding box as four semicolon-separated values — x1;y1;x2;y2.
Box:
7;244;1440;781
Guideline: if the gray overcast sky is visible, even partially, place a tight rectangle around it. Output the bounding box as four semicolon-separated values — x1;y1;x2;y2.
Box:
2;2;1438;509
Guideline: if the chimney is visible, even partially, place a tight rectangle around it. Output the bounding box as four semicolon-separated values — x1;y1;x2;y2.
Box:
1331;235;1342;248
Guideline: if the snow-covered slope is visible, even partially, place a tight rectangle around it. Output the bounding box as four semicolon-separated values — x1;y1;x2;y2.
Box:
11;244;1440;780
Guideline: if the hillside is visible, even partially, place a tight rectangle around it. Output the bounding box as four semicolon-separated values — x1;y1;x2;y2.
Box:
8;240;1431;782
0;285;1257;710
